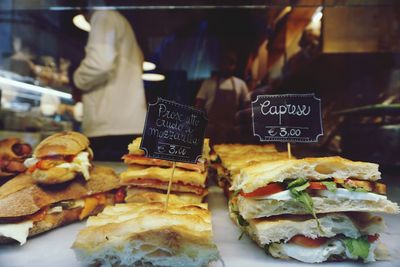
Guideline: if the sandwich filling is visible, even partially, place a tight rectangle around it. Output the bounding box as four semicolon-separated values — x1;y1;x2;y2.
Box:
268;234;379;263
122;154;205;172
24;151;92;180
0;191;123;245
120;165;207;195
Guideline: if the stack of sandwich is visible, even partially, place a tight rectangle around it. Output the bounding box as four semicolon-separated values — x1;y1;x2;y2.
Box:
229;156;399;263
0;132;122;245
120;137;210;204
212;143;288;197
0;138;32;184
72;202;220;267
73;137;220;267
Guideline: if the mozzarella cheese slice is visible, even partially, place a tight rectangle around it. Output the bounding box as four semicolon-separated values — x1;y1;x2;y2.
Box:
317;188;387;202
279;240;345;263
253;188;386;202
0;220;33;245
57;151;91;180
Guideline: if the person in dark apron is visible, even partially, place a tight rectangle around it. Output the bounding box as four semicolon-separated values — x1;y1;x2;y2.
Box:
195;52;250;144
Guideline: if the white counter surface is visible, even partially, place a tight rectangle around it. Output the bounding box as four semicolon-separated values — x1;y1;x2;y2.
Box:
1;162;399;267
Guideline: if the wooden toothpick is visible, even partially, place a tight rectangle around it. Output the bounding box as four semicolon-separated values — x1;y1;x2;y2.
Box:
287;142;292;159
164;161;176;211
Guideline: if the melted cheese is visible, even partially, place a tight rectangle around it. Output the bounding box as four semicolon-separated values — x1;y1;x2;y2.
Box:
317;188;387;202
57;151;91;180
0;221;33;245
24;157;38;168
279;240;345;263
24;152;91;180
254;190;292;200
254;188;386;202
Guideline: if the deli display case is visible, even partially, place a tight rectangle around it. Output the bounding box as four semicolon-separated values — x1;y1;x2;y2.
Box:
0;1;399;267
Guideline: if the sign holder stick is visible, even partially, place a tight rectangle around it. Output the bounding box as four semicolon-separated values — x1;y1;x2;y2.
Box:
164;161;176;211
287;142;292;159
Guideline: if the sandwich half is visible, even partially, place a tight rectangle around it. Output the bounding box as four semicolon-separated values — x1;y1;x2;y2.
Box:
231;157;399;219
72;202;220;267
24;131;92;184
0;138;32;182
0;166;121;245
233;212;388;263
120;137;210;203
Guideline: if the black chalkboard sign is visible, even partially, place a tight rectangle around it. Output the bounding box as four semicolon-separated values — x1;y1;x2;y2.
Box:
252;94;323;143
140;98;208;163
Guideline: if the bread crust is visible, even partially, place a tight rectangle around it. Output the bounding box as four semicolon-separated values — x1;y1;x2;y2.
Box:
0;166;119;218
34;131;89;158
236;195;399;219
72;203;219;267
125;188;204;204
232;156;382;193
0;193;115;245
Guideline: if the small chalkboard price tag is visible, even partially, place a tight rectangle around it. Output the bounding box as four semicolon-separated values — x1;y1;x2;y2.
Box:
252;94;323;143
140;98;208;163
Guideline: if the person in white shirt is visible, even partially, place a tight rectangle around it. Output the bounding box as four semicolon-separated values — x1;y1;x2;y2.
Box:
195;53;250;144
73;9;147;161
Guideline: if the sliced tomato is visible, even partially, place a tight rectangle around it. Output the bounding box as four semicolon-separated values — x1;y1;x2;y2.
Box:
308;182;328;190
289;235;329;247
367;234;379;243
240;183;284;198
28;207;49;222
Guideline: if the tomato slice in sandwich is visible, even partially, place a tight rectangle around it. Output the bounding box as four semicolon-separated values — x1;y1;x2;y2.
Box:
240;183;284;198
308;182;328;190
289;235;329;247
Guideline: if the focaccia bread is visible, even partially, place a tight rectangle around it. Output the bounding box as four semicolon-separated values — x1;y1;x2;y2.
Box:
125;187;204;204
72;202;220;267
213;143;277;158
232;156;381;193
236;193;399;219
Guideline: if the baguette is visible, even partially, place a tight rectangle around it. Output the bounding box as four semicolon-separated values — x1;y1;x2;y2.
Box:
0;166;119;218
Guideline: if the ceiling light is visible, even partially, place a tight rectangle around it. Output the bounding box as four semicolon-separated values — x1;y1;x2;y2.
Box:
0;77;72;99
73;14;91;32
142;73;165;82
143;61;156;71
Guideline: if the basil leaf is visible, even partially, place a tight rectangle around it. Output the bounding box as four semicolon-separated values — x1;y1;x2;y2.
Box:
343;237;370;261
290;189;314;214
289;188;323;233
288;178;308;189
322;181;337;192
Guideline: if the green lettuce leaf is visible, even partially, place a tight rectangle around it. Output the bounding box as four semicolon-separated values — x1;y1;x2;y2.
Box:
322;181;337;192
343;237;371;261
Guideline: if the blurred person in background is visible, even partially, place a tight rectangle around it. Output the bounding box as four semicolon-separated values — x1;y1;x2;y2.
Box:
195;52;250;144
73;2;147;161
